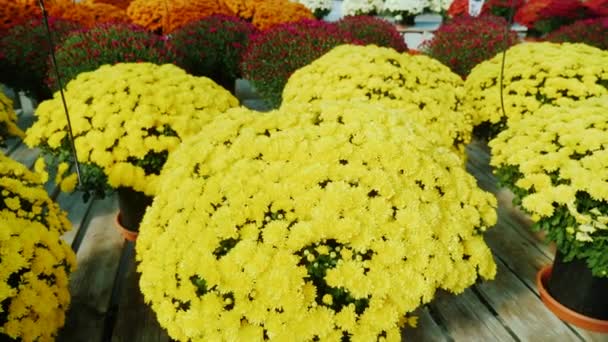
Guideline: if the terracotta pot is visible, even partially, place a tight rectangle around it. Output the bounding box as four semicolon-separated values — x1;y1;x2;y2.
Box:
537;254;608;332
116;187;153;231
115;213;138;242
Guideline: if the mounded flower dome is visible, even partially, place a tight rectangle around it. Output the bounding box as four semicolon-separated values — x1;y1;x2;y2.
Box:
464;42;608;139
136;101;497;341
282;45;471;151
25;63;239;196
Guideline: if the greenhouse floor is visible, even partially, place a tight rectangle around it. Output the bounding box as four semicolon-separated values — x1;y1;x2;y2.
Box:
3;89;607;342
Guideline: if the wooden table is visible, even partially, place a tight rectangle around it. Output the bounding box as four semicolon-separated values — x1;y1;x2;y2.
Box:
3;100;606;342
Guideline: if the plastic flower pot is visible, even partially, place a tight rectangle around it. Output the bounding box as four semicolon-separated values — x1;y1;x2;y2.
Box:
114;213;138;242
212;73;236;96
537;252;608;333
115;187;154;241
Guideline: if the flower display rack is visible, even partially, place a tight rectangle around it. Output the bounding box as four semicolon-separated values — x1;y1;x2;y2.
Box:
2;92;605;341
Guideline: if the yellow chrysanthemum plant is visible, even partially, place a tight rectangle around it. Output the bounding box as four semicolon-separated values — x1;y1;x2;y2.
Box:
0;154;77;341
24;63;239;231
464;42;608;140
136;101;498;341
490;96;608;278
0;91;24;147
0;153;71;235
282;45;471;154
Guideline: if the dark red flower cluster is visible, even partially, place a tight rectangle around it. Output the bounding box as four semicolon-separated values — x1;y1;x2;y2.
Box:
421;15;519;78
0;17;80;100
47;23;175;91
336;16;407;53
546;17;608;50
240;20;361;108
171;15;257;91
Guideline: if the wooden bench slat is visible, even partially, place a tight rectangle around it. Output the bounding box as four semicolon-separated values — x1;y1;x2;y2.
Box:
111;243;171;342
58;192;95;248
58;197;124;342
2;137;22;155
430;289;516;341
7;143;39;169
476;258;581;340
401;306;450;342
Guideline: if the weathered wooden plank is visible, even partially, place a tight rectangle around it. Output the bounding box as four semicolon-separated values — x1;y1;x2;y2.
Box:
476;258;581;341
430;288;515;341
577;328;608;341
401;306;450;342
58;191;95;247
7;143;39;168
58;196;124;342
2;137;22;155
493;188;556;256
111;242;171;342
485;205;552;287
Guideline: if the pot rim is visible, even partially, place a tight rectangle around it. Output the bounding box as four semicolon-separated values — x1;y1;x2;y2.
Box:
537;264;608;333
115;212;138;242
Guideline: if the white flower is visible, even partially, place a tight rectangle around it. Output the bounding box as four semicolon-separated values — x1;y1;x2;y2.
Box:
295;0;333;12
427;0;454;12
342;0;384;16
383;0;428;15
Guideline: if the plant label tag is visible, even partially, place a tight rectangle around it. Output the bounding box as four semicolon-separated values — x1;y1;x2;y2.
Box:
468;0;485;17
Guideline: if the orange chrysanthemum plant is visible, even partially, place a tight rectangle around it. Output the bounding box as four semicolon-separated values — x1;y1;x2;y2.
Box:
0;0;41;32
126;0;167;33
127;0;233;34
48;0;130;28
85;0;133;10
223;0;263;20
164;0;233;33
251;0;315;30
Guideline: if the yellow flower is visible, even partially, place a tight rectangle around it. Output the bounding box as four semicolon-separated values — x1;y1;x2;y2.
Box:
0;200;75;341
465;42;608;138
60;173;78;193
0;91;24;145
491;96;608;277
33;157;49;183
283;44;471;154
24;63;239;195
136;101;497;341
0;154;71;235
